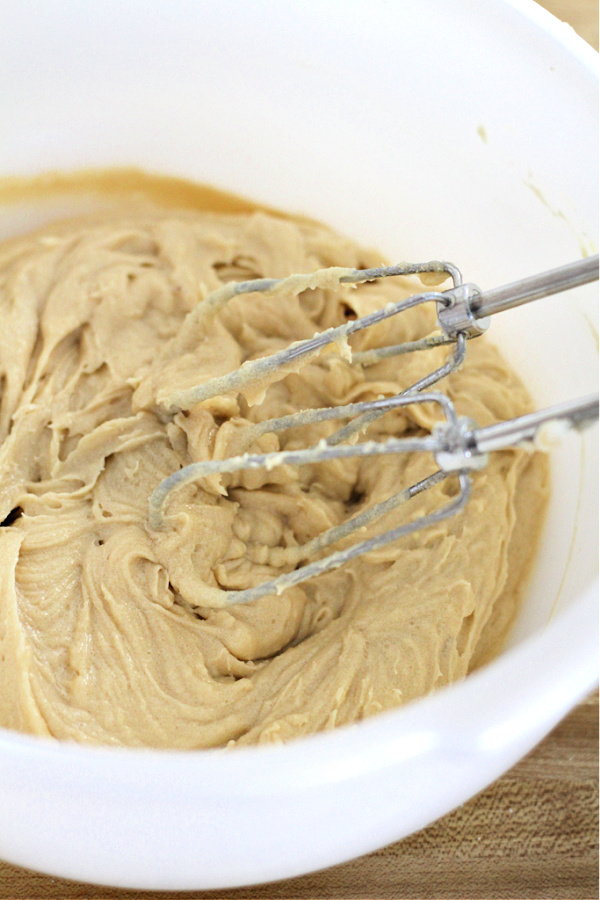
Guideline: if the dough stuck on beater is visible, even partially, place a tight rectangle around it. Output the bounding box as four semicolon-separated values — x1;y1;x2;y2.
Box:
0;205;548;748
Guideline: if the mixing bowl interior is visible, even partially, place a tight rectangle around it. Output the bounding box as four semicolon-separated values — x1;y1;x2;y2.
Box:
0;0;597;890
1;0;597;644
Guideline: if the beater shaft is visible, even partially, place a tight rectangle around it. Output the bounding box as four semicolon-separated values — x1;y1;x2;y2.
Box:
148;254;599;608
149;393;598;608
439;255;599;337
163;255;598;412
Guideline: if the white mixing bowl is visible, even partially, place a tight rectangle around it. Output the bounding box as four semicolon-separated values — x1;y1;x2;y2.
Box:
0;0;597;889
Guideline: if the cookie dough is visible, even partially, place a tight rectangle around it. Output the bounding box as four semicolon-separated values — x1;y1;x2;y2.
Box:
0;206;548;747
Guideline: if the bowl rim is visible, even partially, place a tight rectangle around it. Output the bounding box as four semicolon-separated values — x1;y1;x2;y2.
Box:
0;0;597;773
500;0;598;70
0;581;596;784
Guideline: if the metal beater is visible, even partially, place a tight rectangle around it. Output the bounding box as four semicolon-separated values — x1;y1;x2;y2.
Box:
149;255;599;608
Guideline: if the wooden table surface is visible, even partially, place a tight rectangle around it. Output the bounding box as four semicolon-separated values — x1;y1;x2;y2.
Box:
1;2;597;899
539;0;598;49
0;694;597;900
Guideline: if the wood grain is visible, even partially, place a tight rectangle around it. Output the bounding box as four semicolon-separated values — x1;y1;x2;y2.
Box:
0;693;598;900
0;1;597;898
0;693;597;900
537;0;599;49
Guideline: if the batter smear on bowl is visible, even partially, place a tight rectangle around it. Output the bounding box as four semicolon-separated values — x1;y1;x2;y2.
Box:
0;197;548;748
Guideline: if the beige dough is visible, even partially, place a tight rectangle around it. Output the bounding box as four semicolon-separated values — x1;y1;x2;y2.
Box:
0;206;548;748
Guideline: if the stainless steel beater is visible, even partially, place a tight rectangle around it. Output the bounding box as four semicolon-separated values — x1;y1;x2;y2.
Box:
149;255;599;608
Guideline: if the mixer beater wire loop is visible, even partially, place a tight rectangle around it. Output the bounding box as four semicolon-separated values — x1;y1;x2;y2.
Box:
149;391;599;607
148;255;599;607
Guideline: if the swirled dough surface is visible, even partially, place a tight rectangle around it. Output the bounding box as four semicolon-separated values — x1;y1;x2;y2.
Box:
0;207;548;747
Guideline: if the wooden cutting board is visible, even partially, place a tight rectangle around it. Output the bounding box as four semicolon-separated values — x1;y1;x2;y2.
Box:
538;0;598;49
0;2;597;898
0;692;596;900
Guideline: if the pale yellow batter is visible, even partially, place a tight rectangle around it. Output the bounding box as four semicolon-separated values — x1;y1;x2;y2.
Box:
0;196;548;748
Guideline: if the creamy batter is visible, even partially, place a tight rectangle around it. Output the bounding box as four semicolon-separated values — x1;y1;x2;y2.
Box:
0;198;548;748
